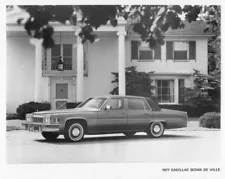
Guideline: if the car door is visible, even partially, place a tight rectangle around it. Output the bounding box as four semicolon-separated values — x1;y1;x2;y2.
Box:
97;97;127;132
126;98;153;131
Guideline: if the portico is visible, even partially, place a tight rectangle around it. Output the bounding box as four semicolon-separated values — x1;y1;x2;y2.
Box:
10;21;127;108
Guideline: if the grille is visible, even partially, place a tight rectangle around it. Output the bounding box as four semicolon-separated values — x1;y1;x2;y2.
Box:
33;117;44;123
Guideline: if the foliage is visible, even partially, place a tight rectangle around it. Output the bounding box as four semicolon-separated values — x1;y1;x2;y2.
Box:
16;101;51;120
110;66;154;97
17;5;203;49
183;6;220;111
199;112;220;129
6;113;20;120
184;69;220;112
203;6;221;75
159;104;218;117
66;102;82;109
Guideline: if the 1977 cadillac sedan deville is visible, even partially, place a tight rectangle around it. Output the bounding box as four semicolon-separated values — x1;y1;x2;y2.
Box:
23;95;188;142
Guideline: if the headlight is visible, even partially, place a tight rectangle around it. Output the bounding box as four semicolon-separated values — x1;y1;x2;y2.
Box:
26;117;32;122
44;116;51;123
50;118;59;124
44;116;59;124
26;114;32;122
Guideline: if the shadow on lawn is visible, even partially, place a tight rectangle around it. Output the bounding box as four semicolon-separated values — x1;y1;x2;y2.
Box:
35;134;200;145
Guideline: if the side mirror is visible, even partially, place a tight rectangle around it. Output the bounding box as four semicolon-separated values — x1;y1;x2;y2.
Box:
104;105;111;110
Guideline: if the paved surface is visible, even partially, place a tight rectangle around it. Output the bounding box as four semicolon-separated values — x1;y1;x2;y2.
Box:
7;130;221;163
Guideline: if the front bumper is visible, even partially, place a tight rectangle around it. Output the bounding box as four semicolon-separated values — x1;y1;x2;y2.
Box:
22;122;60;132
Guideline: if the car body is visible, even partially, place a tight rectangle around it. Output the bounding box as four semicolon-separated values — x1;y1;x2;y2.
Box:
22;95;188;142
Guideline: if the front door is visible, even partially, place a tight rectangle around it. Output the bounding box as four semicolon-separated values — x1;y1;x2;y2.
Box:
97;97;127;132
54;83;69;109
51;77;74;110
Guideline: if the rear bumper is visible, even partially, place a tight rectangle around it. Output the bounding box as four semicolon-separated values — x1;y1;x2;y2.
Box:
22;122;60;133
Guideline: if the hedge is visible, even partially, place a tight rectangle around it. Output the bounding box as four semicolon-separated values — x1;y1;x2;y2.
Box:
199;112;220;129
16;101;51;120
6;113;20;120
159;104;219;117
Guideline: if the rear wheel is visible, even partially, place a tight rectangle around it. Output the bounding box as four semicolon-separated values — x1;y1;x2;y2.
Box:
41;132;59;141
123;132;136;137
147;122;165;138
64;122;85;142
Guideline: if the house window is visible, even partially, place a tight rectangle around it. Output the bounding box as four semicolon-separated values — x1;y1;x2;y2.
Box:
139;42;154;60
174;41;188;60
179;79;185;103
131;41;161;60
156;80;175;103
50;44;72;70
166;41;196;60
63;44;72;70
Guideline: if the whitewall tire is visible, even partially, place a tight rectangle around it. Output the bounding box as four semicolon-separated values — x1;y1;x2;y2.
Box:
64;122;85;142
147;122;165;138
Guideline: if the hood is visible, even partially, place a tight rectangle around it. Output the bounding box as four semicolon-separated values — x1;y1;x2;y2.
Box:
32;108;99;115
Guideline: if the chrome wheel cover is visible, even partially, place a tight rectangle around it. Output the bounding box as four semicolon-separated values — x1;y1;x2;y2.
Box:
72;128;80;136
150;122;164;137
68;123;84;141
153;125;161;133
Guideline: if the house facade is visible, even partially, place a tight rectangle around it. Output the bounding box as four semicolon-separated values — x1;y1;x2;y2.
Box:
6;8;210;113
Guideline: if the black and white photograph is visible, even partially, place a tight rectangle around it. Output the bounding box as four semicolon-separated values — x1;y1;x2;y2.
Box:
2;2;223;179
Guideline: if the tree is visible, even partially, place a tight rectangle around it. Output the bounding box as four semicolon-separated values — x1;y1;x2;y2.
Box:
17;5;203;49
201;6;220;76
110;66;155;98
184;6;221;111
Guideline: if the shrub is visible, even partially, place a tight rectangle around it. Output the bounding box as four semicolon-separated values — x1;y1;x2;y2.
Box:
16;101;51;120
6;113;20;120
66;102;82;109
199;112;220;129
110;66;155;97
159;104;218;117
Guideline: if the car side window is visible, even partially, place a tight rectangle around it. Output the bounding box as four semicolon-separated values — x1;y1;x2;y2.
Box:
104;98;124;110
142;99;151;110
128;98;145;110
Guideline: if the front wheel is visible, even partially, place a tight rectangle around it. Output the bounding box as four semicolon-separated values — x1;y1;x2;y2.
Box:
41;132;59;141
147;122;165;138
64;122;85;142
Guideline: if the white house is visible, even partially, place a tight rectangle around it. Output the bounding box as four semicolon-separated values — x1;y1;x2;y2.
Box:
6;7;211;113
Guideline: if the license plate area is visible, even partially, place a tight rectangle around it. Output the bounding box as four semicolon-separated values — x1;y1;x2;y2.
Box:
28;125;42;132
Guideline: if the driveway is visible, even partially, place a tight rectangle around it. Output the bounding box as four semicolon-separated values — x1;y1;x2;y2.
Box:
7;130;221;163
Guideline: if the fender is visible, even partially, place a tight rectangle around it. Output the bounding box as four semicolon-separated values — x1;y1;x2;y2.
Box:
149;120;167;126
59;117;88;133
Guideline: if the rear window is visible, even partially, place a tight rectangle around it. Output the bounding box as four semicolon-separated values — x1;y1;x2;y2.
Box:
146;98;161;111
128;98;145;110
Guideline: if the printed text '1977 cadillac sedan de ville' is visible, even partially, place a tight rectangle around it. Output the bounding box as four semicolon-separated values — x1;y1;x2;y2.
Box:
22;95;188;142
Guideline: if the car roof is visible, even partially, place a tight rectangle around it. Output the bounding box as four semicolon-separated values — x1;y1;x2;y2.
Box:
92;95;146;99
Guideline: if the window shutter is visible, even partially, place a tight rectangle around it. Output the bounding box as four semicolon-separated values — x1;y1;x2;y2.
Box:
189;41;196;60
42;49;47;71
166;41;173;59
154;45;161;59
131;41;139;60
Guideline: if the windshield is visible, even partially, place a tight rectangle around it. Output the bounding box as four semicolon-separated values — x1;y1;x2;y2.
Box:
77;97;107;109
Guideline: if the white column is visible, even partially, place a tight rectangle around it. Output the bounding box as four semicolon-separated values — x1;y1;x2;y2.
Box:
174;78;179;104
30;38;43;102
117;31;126;95
76;38;84;102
